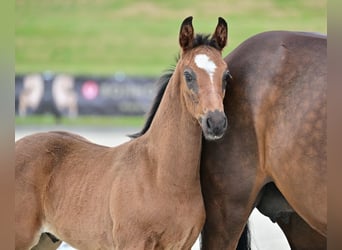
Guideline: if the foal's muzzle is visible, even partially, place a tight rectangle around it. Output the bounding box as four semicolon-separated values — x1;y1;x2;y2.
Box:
200;110;227;140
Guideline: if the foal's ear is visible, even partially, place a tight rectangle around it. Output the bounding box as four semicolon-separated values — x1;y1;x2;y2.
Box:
179;16;195;52
212;17;228;51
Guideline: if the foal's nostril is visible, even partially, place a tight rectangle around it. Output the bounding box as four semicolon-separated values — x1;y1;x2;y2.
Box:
222;116;227;129
217;117;227;129
206;117;213;130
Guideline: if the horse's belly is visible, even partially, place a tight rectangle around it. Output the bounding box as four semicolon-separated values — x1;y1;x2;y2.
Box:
42;174;116;249
42;217;114;250
111;190;205;249
112;222;202;250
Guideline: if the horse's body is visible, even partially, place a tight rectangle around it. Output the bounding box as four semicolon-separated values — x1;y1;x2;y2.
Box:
200;30;327;249
15;17;230;250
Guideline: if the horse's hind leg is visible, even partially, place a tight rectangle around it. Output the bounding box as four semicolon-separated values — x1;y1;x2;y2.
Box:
277;212;327;250
31;233;62;250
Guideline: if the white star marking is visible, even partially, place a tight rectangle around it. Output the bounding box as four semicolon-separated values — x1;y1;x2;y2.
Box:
194;54;217;84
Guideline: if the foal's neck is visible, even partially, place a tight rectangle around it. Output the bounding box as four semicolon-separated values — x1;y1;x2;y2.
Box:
146;72;202;189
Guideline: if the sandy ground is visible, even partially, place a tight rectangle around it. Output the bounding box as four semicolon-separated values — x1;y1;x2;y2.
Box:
15;125;290;250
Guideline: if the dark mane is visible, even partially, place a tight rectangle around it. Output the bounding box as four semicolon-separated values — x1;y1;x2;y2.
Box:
129;69;173;138
129;34;218;138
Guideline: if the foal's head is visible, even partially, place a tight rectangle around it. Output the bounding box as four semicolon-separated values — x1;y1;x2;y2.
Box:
177;16;230;140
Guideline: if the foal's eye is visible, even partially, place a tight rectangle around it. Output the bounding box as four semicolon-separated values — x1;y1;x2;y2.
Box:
184;69;198;93
184;71;193;82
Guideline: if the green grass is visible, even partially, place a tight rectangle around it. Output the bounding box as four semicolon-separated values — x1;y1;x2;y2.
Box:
15;114;145;127
16;0;326;76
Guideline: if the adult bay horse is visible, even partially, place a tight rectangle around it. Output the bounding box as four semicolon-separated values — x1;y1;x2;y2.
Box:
200;30;327;249
15;16;230;250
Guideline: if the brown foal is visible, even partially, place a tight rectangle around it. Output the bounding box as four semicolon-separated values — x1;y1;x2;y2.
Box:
15;16;230;250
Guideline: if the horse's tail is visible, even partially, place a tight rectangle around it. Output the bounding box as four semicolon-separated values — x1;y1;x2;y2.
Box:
237;222;251;250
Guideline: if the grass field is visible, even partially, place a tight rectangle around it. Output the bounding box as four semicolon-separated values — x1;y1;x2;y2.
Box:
16;0;326;76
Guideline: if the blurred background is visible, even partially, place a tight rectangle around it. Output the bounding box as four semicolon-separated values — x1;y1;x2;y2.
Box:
15;0;326;249
15;0;326;126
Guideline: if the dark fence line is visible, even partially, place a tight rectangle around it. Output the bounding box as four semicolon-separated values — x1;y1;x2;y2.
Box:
15;72;158;117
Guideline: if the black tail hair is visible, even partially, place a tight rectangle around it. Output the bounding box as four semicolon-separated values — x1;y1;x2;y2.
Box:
237;223;251;250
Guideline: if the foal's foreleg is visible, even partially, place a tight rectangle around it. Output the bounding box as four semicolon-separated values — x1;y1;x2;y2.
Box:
15;191;42;250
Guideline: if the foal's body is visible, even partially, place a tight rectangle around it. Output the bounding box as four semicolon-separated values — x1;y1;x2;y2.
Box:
16;130;204;249
200;31;327;249
16;17;229;250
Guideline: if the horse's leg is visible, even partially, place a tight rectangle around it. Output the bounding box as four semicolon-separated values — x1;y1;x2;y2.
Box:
267;74;327;235
200;131;265;250
201;191;257;250
277;212;327;250
15;157;44;249
201;166;263;249
257;183;326;249
31;233;62;250
272;162;327;236
15;187;42;250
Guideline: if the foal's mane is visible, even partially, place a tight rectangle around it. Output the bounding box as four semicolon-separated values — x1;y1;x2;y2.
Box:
130;34;219;138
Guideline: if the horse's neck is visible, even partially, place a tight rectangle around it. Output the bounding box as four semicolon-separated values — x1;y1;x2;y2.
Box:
146;74;202;188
